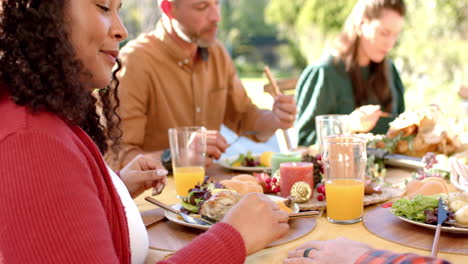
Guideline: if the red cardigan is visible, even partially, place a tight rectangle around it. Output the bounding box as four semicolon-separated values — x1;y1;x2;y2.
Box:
0;91;246;264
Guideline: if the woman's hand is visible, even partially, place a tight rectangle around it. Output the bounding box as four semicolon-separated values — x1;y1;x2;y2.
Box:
349;105;384;133
119;154;167;198
284;237;373;264
273;95;297;130
222;193;290;255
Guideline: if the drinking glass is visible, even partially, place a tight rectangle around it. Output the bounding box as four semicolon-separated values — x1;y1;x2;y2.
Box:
168;126;207;198
315;115;351;154
322;135;367;224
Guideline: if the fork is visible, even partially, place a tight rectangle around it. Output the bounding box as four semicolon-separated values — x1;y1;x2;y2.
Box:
201;210;321;225
145;196;212;226
227;131;259;148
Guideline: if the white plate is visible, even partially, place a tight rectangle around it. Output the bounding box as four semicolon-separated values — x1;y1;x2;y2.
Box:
165;195;299;231
217;154;271;172
396;215;468;234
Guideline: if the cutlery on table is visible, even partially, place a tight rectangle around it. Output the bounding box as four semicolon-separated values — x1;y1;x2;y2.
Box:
227;131;259;148
201;210;321;225
431;198;449;257
288;210;321;219
145;196;212;226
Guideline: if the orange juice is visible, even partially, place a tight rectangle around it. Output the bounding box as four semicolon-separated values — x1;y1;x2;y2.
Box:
325;179;364;222
174;166;205;197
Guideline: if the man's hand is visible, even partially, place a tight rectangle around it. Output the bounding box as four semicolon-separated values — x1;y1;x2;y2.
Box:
205;130;228;166
119;154;168;198
284;237;373;264
272;95;297;130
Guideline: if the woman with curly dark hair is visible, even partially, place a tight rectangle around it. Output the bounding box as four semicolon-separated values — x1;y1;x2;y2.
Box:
0;1;289;263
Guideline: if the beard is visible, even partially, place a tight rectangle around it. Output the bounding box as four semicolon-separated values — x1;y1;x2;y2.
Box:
173;20;217;47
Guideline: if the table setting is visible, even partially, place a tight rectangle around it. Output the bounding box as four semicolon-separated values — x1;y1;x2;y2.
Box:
137;105;468;264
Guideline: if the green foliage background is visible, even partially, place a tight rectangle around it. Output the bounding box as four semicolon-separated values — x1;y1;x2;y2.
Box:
120;0;468;118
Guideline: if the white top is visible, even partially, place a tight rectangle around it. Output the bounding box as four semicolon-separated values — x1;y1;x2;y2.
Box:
108;167;149;264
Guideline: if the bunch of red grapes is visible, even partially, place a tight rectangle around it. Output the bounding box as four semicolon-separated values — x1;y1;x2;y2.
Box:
242;157;261;167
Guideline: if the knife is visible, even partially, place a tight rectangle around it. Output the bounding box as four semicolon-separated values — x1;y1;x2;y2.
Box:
367;147;424;167
431;198;449;257
145;196;212;226
366;147;422;162
201;210;322;225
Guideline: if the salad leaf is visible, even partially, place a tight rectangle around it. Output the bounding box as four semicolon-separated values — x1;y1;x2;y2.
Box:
180;176;225;214
392;194;440;222
180;201;199;213
230;151;261;167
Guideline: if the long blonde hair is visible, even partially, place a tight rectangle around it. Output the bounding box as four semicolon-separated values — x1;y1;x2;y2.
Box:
334;0;406;111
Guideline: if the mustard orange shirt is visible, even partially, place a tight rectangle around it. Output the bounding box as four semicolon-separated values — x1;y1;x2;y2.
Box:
108;21;273;169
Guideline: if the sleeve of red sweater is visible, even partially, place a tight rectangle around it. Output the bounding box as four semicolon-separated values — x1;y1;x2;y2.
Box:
355;250;452;264
157;222;246;264
0;129;120;263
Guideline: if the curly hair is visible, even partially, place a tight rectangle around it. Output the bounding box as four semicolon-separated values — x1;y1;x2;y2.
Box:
0;0;122;155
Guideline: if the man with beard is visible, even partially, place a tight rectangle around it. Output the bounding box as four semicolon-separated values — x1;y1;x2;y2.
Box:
108;0;297;170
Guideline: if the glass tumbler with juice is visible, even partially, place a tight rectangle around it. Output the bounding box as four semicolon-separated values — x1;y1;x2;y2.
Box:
169;126;207;198
322;135;366;224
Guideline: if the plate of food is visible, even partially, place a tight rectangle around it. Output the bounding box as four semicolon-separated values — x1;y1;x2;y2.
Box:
217;151;272;172
165;192;299;231
395;215;468;234
365;105;467;171
391;193;468;234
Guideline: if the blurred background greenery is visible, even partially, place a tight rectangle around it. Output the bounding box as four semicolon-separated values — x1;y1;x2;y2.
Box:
120;0;468;122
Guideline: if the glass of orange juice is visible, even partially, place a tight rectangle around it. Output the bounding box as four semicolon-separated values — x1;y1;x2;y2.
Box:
168;126;207;198
322;135;366;224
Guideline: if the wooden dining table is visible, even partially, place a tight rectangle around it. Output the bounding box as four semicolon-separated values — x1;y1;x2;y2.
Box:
135;164;468;264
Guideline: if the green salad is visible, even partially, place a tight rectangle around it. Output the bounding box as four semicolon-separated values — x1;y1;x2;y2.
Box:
391;194;441;222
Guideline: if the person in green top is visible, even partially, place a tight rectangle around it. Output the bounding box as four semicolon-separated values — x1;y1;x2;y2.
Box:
295;0;406;147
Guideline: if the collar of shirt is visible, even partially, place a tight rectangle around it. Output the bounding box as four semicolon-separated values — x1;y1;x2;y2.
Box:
153;20;209;67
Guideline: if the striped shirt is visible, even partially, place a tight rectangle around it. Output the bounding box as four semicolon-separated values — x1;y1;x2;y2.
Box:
356;250;452;264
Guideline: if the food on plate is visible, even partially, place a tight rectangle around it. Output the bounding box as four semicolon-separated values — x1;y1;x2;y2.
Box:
200;190;293;221
392;194;443;223
219;174;263;195
454;205;468;225
385;105;462;157
230;151;262;167
449;200;467;212
200;191;242;221
259;151;273;167
448;192;468;204
405;177;449;198
181;176;225;214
